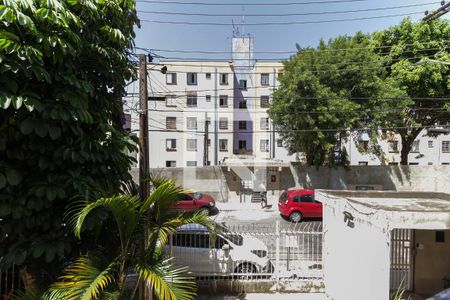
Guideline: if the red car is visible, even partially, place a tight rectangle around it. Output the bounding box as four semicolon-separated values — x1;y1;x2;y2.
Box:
278;189;322;222
171;192;216;215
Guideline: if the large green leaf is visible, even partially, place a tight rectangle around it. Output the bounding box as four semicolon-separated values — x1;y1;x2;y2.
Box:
20;118;35;134
6;169;22;186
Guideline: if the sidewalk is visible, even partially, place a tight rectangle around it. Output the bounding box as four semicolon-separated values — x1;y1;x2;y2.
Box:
197;293;325;300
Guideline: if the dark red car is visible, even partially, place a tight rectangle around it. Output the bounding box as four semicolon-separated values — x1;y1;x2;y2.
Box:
278;189;322;222
171;192;216;215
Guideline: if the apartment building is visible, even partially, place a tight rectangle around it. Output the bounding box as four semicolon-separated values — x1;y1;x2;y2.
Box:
346;130;450;166
132;35;296;168
126;35;449;168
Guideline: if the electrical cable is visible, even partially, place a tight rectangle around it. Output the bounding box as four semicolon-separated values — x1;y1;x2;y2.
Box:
137;2;439;18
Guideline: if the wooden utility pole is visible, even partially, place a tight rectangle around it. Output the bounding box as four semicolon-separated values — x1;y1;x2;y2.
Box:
203;112;209;166
423;1;450;21
138;54;150;300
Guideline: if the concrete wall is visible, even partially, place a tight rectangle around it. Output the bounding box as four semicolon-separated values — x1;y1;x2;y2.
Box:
286;165;450;193
131;166;229;202
320;194;391;300
131;165;450;202
414;230;450;296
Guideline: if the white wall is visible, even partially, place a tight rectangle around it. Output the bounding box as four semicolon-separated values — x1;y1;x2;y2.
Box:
320;194;391;300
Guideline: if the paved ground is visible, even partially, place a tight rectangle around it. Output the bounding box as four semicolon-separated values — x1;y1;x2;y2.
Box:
197;293;326;300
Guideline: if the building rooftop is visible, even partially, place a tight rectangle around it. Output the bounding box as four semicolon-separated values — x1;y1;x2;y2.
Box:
318;190;450;213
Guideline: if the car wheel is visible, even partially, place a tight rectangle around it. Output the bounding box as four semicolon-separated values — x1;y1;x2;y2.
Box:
290;211;302;223
235;262;257;274
199;207;210;216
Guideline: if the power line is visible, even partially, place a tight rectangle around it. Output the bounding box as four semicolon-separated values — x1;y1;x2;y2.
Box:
143;41;448;55
139;11;423;26
136;0;367;6
128;125;448;134
124;107;450;115
137;2;439;17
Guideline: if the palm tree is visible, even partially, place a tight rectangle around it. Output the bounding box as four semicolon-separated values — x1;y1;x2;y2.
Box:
43;178;215;300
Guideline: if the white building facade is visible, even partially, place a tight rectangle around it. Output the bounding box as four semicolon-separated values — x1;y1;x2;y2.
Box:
126;35;450;168
129;36;297;168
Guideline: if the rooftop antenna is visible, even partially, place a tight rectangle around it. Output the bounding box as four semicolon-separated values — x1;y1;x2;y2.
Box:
242;6;245;36
232;19;239;37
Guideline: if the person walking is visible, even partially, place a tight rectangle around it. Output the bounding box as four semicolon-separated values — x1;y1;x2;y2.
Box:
258;182;267;209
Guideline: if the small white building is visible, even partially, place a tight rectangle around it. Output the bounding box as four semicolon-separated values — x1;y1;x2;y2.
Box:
316;190;450;300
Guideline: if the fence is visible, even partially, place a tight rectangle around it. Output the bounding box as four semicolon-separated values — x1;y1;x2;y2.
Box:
167;220;324;282
0;264;21;299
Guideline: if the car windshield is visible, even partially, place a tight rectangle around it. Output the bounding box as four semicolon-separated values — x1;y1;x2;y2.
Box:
216;224;244;246
192;192;202;199
222;233;243;246
279;192;288;202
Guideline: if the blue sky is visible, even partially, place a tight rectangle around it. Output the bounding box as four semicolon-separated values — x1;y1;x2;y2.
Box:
134;0;448;60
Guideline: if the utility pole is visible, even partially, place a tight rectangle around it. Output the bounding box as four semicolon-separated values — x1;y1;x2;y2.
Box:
423;1;450;21
138;54;150;300
204;112;209;166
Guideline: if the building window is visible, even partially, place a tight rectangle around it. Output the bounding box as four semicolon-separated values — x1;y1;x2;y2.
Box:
238;140;247;150
187;161;197;167
442;141;450;153
388;141;398;153
219;139;228;152
166;73;177;85
277;139;283;147
238;100;247;109
166;139;176;151
187;72;197;85
207;139;211;147
271;175;277;182
206;95;211;102
428;140;434;148
260;96;269;108
186;117;197;130
261;73;269;86
238;121;247;130
388;162;399;165
187;94;197;107
166;161;176;167
409;162;419;165
411;140;420;153
165;95;176;106
205;73;211;79
260;139;270;152
219;118;228;130
442;162;450;165
358;161;368;166
436;231;445;243
220;73;228;85
428;162;433;165
166;117;176;130
219;95;228;107
239;80;247;90
186;139;197;151
260;118;269;130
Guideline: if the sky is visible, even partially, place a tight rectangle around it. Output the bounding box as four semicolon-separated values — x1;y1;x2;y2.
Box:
133;0;449;61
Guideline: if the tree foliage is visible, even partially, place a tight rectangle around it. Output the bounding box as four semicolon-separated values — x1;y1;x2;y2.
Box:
44;178;215;300
270;32;399;166
373;18;450;164
0;0;138;283
269;18;450;166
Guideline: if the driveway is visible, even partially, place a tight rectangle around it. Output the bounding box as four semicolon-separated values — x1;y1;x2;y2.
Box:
197;293;326;300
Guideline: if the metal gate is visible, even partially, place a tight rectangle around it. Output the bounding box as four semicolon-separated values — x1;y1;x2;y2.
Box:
390;229;414;291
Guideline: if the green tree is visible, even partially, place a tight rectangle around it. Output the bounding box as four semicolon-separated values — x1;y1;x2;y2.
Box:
269;33;397;166
0;0;137;288
373;18;450;165
44;178;215;300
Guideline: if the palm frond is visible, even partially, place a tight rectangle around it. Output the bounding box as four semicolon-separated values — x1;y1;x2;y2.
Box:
70;195;141;251
45;256;118;300
136;257;197;300
140;179;189;214
152;211;216;252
